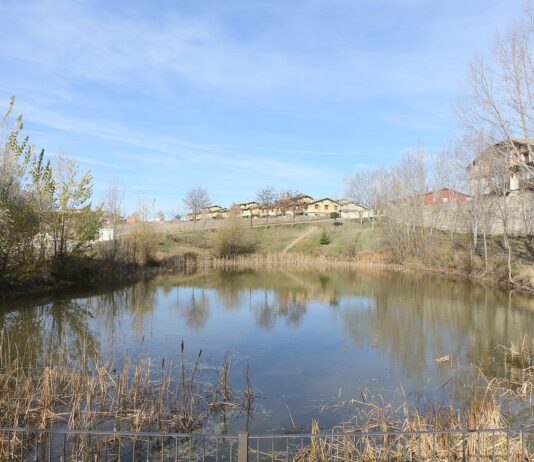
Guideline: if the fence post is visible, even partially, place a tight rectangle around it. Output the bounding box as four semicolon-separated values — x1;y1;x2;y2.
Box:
238;432;249;462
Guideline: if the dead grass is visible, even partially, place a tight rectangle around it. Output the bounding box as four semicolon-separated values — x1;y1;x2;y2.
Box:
0;333;253;459
292;382;530;461
195;253;365;272
495;335;534;401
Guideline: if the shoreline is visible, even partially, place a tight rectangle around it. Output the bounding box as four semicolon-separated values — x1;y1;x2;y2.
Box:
2;251;532;301
194;253;534;295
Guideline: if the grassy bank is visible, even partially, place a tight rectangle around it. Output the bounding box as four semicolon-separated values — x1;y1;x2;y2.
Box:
4;217;534;298
0;253;198;300
147;218;534;293
154;219;380;259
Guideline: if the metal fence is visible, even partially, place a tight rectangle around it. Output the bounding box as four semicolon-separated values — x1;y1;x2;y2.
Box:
0;426;532;461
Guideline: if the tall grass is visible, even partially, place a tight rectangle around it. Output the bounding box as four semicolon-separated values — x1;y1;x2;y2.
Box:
293;386;529;461
497;335;534;400
0;332;253;459
195;253;366;272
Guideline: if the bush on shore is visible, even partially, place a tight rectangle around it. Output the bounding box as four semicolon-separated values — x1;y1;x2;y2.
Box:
212;211;257;257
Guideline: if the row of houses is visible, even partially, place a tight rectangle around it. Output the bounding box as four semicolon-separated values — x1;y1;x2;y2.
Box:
186;189;476;223
187;196;372;221
130;140;534;226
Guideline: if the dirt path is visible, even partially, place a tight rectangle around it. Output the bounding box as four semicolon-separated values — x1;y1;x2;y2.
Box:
282;226;318;253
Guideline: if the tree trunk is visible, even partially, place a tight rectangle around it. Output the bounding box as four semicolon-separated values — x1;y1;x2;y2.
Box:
505;233;513;283
483;229;488;273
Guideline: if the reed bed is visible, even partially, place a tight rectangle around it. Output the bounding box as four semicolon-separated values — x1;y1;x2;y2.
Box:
194;253;369;272
291;387;530;461
289;349;534;462
0;333;254;460
497;335;534;401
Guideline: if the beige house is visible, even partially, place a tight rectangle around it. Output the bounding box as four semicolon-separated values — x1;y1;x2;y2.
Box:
187;194;364;221
281;194;314;216
306;198;341;216
338;199;372;219
237;201;261;218
206;205;229;219
187;204;228;221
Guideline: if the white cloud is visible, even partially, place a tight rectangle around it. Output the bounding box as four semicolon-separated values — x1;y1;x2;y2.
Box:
21;102;334;180
0;0;522;104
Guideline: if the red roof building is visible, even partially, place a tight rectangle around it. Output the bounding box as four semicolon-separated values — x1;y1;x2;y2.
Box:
423;188;469;206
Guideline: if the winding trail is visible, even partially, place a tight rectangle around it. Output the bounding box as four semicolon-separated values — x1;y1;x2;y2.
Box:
282;226;318;253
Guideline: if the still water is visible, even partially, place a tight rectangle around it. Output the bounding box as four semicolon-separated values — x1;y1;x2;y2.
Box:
1;269;533;433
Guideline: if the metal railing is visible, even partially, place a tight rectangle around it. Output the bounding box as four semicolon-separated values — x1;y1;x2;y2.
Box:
0;426;532;461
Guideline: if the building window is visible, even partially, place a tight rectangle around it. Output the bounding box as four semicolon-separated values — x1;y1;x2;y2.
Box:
315;204;319;210
334;205;338;210
325;205;329;210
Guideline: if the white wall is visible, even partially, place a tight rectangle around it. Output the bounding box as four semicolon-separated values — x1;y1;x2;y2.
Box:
98;228;115;242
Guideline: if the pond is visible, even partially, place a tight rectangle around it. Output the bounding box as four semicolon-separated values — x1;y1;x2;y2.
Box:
1;269;533;434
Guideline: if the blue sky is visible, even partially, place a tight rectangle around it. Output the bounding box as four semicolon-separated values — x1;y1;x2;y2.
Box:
0;0;525;216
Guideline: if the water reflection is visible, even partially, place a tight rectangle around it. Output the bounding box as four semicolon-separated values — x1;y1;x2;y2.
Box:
179;288;210;329
0;298;99;366
0;269;533;431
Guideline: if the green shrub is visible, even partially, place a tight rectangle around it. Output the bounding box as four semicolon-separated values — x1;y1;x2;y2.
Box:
319;230;331;245
330;211;340;220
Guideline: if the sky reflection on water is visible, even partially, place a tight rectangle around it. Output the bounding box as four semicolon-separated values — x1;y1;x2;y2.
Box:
1;269;533;433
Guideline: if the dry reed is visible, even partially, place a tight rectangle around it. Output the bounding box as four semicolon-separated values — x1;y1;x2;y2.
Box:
0;331;253;459
194;253;367;272
289;351;534;462
291;385;530;461
496;335;534;401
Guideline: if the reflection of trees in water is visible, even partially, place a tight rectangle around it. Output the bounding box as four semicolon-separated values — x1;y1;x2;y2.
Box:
253;289;307;330
91;280;158;337
255;289;276;329
3;268;533;385
206;271;344;330
172;269;534;384
212;272;247;310
337;272;534;383
0;299;99;367
178;288;209;329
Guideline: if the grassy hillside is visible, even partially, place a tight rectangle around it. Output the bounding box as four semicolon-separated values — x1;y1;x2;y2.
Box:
153;219;378;258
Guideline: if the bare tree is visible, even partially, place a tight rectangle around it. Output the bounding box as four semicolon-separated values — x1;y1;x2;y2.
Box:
457;6;534;281
480;142;514;281
104;177;123;230
379;148;428;261
276;190;307;221
344;170;378;227
183;187;210;229
453;133;494;272
102;177;123;261
256;186;277;224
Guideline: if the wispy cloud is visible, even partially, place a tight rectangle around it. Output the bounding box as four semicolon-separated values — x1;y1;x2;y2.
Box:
0;0;520;103
22;103;334;180
0;0;525;211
